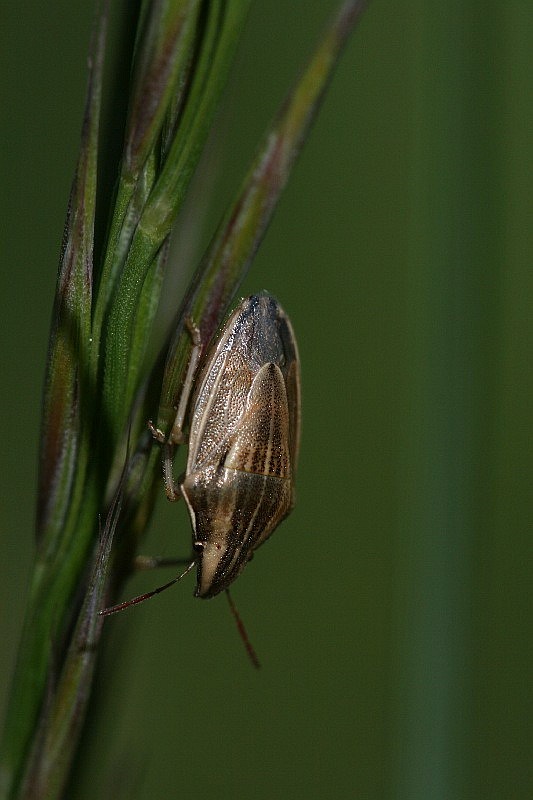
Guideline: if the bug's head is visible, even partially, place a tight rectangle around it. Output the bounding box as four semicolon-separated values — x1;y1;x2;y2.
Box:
192;538;250;599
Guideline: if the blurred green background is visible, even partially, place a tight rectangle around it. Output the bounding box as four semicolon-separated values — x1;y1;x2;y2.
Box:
1;2;531;798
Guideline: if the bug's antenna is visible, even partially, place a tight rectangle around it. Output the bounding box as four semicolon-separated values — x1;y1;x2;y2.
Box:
225;589;261;669
99;560;196;617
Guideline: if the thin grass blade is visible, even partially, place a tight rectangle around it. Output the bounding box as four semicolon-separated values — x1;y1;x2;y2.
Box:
19;466;124;800
0;9;107;797
156;0;369;435
101;0;251;444
91;0;201;352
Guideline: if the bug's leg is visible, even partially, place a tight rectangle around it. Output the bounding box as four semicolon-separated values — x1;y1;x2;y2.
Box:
148;318;202;501
100;560;196;617
162;442;182;501
225;589;261;670
134;555;193;570
146;423;181;500
169;317;202;445
147;420;166;443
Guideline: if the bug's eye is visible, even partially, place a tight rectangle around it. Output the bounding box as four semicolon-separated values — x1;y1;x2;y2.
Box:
193;541;205;553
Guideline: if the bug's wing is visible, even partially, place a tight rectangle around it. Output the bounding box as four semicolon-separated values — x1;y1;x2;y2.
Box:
276;305;301;483
183;363;294;597
186;310;253;472
220;293;301;480
225;362;291;480
186;292;300;482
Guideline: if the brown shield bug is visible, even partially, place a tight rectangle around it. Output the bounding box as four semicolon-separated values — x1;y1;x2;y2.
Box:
176;292;300;598
101;293;300;651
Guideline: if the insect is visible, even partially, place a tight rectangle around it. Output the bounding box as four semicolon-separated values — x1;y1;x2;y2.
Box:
102;293;300;616
173;291;300;597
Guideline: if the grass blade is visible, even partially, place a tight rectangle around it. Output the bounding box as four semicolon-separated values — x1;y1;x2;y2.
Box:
0;7;107;797
156;0;369;436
